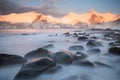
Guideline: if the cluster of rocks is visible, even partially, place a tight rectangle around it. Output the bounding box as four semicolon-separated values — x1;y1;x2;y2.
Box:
0;29;120;80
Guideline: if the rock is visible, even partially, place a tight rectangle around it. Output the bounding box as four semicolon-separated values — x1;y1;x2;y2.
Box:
62;75;78;80
73;52;87;61
94;61;112;68
44;64;62;73
43;44;54;49
87;48;101;54
64;32;70;36
68;45;84;51
14;57;56;80
90;36;97;39
78;36;88;41
72;33;78;37
87;40;102;48
0;54;26;67
51;51;73;64
80;74;91;80
24;48;51;61
109;46;120;55
73;60;94;68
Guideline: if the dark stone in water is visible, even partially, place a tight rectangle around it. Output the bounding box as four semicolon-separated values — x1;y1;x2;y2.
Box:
43;44;54;49
73;60;94;68
87;48;101;54
62;75;78;80
44;64;62;73
24;48;51;61
90;36;97;39
73;52;87;61
94;61;112;68
109;46;120;55
87;40;102;48
21;34;29;35
14;57;56;80
68;45;84;51
72;33;78;37
80;74;91;80
51;51;73;64
0;54;26;67
78;36;89;41
64;32;70;36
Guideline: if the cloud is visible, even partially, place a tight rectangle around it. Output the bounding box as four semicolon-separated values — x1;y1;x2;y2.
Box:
0;0;65;17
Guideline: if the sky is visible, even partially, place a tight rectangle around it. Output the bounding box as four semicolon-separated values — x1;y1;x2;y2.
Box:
0;0;120;17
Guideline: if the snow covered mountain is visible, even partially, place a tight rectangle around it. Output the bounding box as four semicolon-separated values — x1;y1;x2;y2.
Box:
0;10;120;29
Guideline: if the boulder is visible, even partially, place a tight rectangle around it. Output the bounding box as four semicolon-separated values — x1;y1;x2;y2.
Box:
44;64;62;73
94;61;112;68
43;44;54;49
87;40;102;48
108;46;120;55
73;60;94;68
68;45;84;51
51;51;73;64
64;32;70;36
14;57;56;80
87;48;101;54
62;75;78;80
78;36;88;41
0;54;26;67
72;33;78;37
24;48;51;61
73;52;87;61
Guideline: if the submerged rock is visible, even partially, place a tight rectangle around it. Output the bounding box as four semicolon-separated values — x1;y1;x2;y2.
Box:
62;75;78;80
0;54;26;67
78;36;89;41
87;48;101;54
24;48;51;61
87;40;102;48
44;64;62;73
14;57;56;80
68;45;84;51
51;51;73;64
109;46;120;55
94;61;112;68
73;60;94;68
43;44;54;49
64;32;70;36
73;52;87;61
72;33;78;37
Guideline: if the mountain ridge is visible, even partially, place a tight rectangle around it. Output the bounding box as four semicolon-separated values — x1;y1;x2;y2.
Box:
0;10;120;25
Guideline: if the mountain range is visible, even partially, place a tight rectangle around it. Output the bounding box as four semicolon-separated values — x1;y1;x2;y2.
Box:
0;10;120;26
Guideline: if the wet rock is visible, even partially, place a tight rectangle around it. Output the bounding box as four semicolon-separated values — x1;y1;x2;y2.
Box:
21;34;29;35
73;60;94;68
87;40;102;48
51;51;73;64
72;33;78;37
64;32;70;36
90;36;97;39
80;74;91;80
78;36;89;41
14;57;56;80
87;48;101;54
43;44;54;49
0;54;26;67
94;61;112;68
68;45;84;51
62;75;78;80
24;48;51;61
45;64;62;73
73;52;87;61
109;46;120;55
